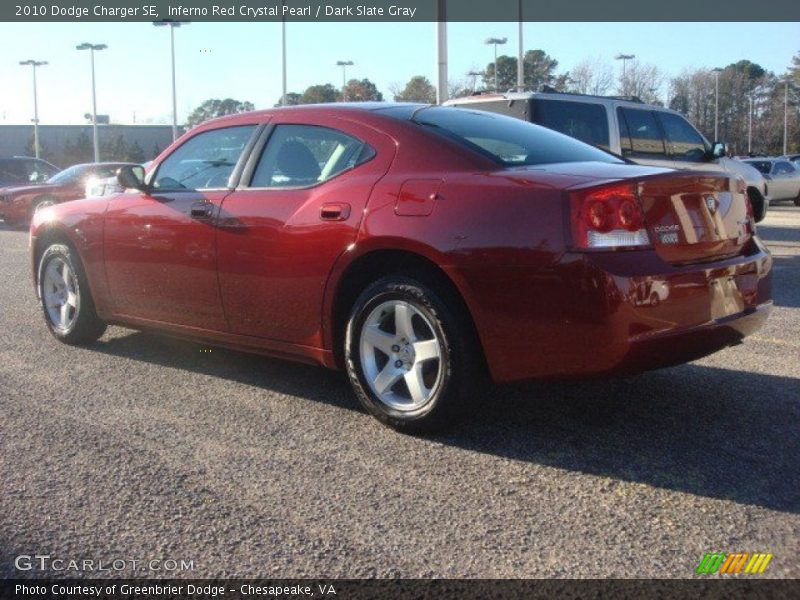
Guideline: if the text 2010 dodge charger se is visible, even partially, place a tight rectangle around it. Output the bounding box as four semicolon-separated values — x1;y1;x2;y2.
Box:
30;104;772;430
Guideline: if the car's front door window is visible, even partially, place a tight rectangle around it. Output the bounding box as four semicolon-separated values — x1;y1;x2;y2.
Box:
658;112;709;162
152;125;256;191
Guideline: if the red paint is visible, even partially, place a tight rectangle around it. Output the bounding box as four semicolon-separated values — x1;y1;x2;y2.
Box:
30;105;772;383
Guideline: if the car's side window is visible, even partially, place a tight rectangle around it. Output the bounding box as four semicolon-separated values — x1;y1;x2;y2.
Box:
152;125;256;191
250;124;375;189
658;112;708;162
532;99;610;149
772;161;795;175
617;108;667;159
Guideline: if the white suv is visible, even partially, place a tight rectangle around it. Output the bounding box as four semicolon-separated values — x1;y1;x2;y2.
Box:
445;91;770;221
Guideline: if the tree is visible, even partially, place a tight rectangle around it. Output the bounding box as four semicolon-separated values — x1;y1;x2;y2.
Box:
569;58;614;96
185;98;255;128
25;135;54;164
301;83;339;104
61;132;93;166
275;92;302;107
617;60;664;104
789;50;800;86
392;76;437;103
343;78;383;102
482;49;561;92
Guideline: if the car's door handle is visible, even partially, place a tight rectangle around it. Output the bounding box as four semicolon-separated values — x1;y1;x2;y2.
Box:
190;202;213;219
320;203;351;221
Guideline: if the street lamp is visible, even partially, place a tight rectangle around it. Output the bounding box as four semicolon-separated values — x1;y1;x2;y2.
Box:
467;70;483;93
712;67;723;142
517;0;524;92
485;37;507;92
153;20;188;142
336;60;353;101
19;60;47;159
748;93;754;154
615;53;635;95
76;42;107;163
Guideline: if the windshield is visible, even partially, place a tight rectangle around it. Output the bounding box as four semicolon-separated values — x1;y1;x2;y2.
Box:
393;106;624;167
47;165;88;184
743;160;772;175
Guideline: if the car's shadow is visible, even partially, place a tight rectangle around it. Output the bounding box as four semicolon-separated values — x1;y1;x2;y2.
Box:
91;331;800;514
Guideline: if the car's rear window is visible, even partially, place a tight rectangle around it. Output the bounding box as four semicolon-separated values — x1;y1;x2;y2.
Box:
388;106;622;167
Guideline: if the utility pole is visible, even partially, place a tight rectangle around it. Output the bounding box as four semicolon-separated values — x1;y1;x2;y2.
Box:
19;60;47;159
436;0;448;104
517;0;523;92
76;42;107;163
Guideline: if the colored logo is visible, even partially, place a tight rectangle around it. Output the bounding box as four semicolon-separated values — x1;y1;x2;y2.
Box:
696;552;773;575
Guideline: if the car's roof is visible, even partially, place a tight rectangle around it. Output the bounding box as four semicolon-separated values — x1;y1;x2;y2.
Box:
201;102;428;128
445;90;683;116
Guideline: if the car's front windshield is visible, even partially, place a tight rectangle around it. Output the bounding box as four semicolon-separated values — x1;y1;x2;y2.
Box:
47;165;87;184
399;106;625;167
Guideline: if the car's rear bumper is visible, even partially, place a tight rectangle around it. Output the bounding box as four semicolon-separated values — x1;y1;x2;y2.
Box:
451;238;773;383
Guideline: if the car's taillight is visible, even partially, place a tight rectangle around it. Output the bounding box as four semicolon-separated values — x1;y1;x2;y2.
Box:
569;182;650;249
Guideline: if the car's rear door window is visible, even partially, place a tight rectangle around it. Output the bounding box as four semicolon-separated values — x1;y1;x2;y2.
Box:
531;99;610;149
249;124;374;188
617;108;667;159
657;112;708;162
152;125;256;190
772;161;795;175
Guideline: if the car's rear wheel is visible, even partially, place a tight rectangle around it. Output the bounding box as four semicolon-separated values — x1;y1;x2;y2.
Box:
345;275;479;432
38;243;106;344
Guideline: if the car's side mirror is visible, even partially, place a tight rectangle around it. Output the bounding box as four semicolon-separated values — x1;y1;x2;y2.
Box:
710;142;727;159
117;165;148;192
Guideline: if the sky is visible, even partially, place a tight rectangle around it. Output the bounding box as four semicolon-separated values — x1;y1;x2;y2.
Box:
0;21;797;125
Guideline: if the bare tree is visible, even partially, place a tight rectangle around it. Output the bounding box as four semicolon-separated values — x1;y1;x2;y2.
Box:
569;58;614;96
617;60;664;104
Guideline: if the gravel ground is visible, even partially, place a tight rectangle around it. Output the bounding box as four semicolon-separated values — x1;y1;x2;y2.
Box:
0;205;798;579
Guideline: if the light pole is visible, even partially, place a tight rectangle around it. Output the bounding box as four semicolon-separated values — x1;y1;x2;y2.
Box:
19;59;47;159
76;42;107;163
748;94;753;154
485;37;507;92
336;60;353;101
467;70;482;93
436;0;447;104
712;67;723;142
784;80;790;156
517;0;524;92
615;53;635;95
153;20;188;142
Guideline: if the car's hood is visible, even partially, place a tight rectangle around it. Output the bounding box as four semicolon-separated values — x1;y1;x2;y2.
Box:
721;157;766;189
0;182;67;196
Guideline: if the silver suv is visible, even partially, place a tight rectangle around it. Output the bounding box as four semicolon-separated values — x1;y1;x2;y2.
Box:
445;91;770;221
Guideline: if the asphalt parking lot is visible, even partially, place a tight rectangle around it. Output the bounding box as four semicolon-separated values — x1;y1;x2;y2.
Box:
0;205;798;579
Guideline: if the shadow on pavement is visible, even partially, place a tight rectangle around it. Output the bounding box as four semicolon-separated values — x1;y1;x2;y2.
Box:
91;330;800;514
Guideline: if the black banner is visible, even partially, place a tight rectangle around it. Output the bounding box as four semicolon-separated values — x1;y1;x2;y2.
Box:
2;579;800;600
3;0;800;22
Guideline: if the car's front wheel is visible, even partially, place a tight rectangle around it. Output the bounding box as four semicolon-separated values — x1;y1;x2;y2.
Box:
38;243;107;344
345;275;479;432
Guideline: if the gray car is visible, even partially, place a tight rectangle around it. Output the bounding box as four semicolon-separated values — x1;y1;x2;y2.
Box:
742;158;800;205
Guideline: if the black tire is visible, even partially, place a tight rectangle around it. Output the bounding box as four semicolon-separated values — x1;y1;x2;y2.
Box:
38;243;106;345
345;275;481;432
794;196;800;207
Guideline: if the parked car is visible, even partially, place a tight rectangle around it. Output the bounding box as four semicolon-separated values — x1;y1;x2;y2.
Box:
30;104;772;431
741;158;800;205
445;91;771;221
0;162;136;227
0;156;59;187
84;161;153;198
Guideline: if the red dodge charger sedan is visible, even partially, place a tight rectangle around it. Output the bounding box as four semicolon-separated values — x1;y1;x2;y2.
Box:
30;104;772;430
